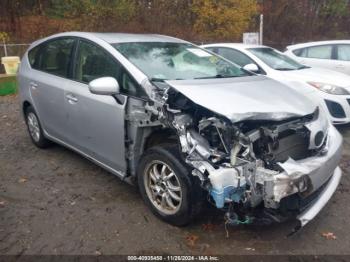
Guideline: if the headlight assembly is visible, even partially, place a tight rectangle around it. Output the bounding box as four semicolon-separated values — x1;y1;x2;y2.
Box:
308;82;350;95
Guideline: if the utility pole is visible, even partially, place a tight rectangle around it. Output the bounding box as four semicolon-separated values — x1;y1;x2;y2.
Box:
259;14;263;45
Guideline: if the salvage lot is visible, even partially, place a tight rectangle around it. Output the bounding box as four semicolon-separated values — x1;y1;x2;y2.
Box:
1;95;350;255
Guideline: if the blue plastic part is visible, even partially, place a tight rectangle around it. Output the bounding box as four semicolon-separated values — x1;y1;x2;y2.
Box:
210;186;245;208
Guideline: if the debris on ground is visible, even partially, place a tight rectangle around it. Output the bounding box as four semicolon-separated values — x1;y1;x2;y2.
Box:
18;177;27;183
202;223;215;232
0;201;6;208
185;234;199;247
321;232;337;240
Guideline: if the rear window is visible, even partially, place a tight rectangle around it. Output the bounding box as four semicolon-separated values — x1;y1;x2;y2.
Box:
306;45;333;59
292;45;333;60
28;38;75;78
28;46;41;69
337;45;350;61
40;38;75;78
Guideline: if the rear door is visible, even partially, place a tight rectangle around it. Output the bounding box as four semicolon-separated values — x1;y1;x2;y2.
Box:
28;37;75;140
63;39;133;174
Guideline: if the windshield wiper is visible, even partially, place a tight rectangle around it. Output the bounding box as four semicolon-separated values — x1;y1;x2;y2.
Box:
194;74;237;80
150;77;167;82
275;68;295;71
297;65;310;70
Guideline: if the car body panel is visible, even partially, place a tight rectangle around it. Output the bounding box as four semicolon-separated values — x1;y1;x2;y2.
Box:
63;80;127;173
18;53;68;141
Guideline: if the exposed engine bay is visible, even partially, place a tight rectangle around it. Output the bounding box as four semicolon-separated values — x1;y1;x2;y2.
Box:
125;77;341;227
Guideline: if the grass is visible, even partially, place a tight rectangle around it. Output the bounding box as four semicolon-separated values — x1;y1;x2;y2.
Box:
0;75;17;96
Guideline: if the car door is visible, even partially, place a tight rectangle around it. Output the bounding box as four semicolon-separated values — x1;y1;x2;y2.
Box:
63;39;129;175
28;37;76;141
335;44;350;75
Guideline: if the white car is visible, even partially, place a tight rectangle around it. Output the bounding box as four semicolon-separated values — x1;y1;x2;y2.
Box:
202;43;350;124
284;40;350;75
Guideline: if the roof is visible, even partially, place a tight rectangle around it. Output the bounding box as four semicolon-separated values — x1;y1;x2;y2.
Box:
201;43;269;50
89;32;185;44
287;40;350;50
30;32;186;48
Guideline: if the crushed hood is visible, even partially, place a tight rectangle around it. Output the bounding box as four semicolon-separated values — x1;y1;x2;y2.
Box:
166;76;317;123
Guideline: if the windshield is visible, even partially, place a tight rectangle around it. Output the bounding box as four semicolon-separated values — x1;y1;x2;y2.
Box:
113;42;249;81
249;47;308;71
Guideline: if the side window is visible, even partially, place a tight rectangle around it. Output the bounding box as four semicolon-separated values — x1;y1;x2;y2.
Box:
292;48;307;57
75;40;146;98
28;45;41;69
305;45;332;59
205;47;218;53
337;45;350;61
217;48;255;67
40;38;75;77
74;41;120;83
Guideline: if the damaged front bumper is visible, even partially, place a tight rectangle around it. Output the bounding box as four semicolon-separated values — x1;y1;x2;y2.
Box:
297;166;341;228
262;124;342;210
209;125;342;227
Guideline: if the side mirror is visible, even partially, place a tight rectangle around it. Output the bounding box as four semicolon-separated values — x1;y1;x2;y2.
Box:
243;63;260;73
88;77;120;95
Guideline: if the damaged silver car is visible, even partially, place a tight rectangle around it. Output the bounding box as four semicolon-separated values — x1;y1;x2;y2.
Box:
18;33;343;229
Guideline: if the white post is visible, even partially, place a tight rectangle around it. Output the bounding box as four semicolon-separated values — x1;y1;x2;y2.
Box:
259;14;263;45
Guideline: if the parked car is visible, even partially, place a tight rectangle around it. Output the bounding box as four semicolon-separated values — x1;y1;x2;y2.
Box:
284;40;350;75
202;43;350;124
18;33;342;229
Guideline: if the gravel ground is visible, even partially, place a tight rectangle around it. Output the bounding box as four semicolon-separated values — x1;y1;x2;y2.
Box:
1;95;350;256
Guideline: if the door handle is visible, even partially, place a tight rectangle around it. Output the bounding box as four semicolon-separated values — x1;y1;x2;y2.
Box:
30;82;38;89
65;94;78;103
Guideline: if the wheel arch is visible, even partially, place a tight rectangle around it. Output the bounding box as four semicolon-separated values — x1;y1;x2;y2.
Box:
143;128;179;150
22;100;32;116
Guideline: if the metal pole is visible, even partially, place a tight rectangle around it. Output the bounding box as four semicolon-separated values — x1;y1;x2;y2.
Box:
3;39;8;56
259;14;263;45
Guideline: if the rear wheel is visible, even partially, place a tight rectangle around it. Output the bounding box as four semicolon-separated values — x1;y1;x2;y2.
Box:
137;144;204;226
25;106;52;148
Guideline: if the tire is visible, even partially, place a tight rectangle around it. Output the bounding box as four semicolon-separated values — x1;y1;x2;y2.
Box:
24;106;52;148
137;144;204;226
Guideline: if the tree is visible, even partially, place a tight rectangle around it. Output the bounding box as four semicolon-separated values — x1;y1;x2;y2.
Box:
261;0;350;48
192;0;258;41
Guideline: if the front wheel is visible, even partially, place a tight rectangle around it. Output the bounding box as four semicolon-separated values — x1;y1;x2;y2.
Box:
137;145;204;226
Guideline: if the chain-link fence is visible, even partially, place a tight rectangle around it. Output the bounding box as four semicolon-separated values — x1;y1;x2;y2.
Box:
0;44;31;74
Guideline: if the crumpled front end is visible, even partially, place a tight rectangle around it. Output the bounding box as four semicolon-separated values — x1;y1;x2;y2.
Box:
140;78;342;228
170;103;342;227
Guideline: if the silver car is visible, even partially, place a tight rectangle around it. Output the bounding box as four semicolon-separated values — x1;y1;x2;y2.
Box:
18;32;342;229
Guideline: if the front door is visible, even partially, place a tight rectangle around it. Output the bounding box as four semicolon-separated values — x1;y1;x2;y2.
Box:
64;40;127;175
